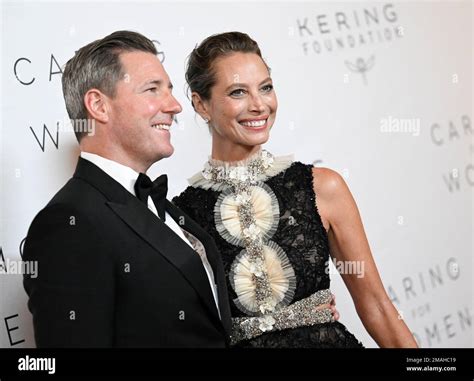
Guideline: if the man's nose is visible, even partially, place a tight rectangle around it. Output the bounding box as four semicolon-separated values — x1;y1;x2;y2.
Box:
163;93;183;114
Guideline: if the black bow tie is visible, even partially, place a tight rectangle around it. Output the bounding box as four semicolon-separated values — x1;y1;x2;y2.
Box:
134;173;168;221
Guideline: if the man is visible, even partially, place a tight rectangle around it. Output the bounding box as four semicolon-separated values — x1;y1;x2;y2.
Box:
23;31;232;347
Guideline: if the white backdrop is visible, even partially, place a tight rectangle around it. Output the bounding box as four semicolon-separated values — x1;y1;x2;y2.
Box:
1;0;472;348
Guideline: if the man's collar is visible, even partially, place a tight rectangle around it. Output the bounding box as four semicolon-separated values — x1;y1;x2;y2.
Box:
80;151;140;196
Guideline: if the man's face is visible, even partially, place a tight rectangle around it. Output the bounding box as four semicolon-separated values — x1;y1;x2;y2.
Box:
105;51;182;171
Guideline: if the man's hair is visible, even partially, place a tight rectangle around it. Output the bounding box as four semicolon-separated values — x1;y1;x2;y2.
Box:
62;30;157;142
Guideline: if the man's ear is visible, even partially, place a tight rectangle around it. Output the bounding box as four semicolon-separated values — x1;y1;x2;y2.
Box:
191;92;210;122
84;89;109;124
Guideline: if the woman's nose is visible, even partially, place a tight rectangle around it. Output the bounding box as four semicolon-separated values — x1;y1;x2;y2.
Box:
249;94;265;113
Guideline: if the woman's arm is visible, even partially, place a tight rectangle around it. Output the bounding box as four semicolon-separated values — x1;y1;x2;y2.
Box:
312;167;418;348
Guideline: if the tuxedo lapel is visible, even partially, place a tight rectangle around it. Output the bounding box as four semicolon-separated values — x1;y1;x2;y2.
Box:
166;200;232;337
73;158;221;327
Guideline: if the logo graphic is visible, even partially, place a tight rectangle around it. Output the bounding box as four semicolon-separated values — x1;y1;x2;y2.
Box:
345;55;375;85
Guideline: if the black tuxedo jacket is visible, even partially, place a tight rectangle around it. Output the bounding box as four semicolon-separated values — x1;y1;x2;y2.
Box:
23;158;232;347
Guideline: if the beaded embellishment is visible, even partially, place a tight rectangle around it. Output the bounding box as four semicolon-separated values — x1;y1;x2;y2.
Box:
230;289;334;344
194;150;296;316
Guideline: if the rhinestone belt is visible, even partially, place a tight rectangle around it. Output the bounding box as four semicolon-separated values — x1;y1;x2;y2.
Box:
230;289;334;345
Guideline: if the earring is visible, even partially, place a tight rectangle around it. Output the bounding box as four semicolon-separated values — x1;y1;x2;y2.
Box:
203;117;209;123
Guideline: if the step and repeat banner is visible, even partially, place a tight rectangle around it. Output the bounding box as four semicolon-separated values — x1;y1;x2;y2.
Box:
1;1;472;348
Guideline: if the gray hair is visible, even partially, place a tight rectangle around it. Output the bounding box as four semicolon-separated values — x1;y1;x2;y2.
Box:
62;30;157;142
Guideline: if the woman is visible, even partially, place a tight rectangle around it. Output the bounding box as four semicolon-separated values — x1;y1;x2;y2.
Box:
173;32;418;348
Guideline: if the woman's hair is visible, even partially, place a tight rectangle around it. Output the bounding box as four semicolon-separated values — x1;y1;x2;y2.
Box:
185;31;269;109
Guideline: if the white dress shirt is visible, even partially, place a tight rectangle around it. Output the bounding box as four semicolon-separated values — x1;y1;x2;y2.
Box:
80;152;220;316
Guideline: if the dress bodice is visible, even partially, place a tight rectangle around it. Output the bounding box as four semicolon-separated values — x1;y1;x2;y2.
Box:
173;151;363;348
174;161;331;318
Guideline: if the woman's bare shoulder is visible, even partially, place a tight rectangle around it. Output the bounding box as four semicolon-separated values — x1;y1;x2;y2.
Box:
311;167;347;201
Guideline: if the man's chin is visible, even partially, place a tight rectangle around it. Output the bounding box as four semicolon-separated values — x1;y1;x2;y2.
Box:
158;146;174;160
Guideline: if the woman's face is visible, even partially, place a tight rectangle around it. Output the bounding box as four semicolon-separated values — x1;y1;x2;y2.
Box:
202;52;278;150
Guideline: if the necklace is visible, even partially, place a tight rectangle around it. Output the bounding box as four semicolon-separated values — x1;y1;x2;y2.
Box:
202;149;275;190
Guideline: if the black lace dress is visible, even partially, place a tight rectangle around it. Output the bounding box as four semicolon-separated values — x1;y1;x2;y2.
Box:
173;159;363;348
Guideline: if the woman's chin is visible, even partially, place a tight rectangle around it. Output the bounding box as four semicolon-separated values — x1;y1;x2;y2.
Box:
240;139;268;149
242;130;270;146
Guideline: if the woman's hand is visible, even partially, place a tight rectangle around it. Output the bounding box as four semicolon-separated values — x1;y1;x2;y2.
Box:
315;293;340;321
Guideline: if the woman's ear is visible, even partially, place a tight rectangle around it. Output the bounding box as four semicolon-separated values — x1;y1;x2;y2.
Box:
84;89;109;124
191;92;210;123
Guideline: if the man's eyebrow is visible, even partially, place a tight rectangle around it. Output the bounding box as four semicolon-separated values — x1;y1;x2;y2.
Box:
142;79;174;89
142;79;163;87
